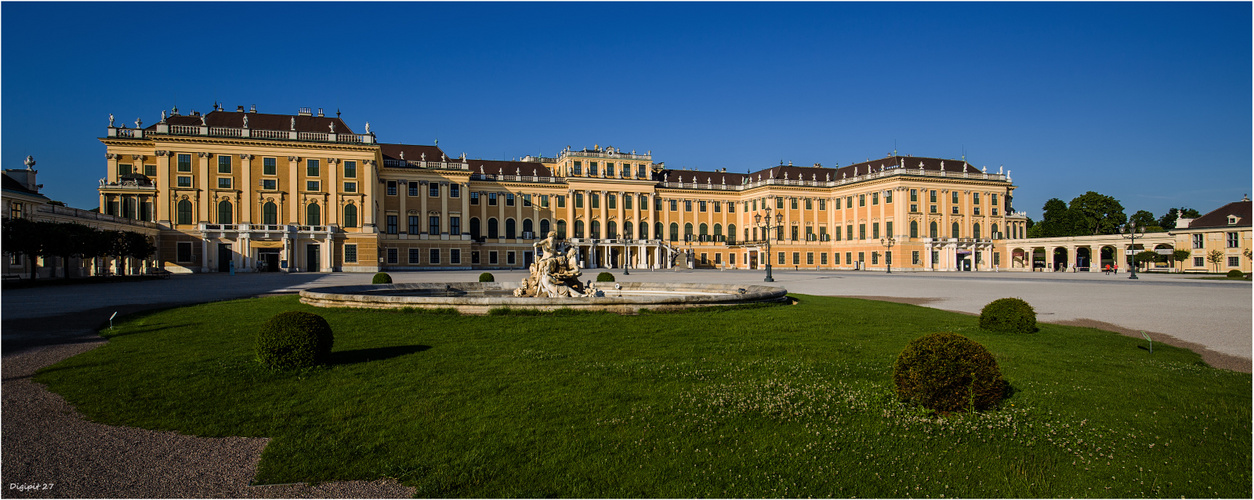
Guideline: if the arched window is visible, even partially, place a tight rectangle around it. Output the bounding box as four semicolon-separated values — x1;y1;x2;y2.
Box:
488;218;499;238
684;222;694;241
713;223;723;240
929;222;938;238
699;223;709;241
669;222;679;241
910;220;919;238
607;221;617;239
470;217;481;239
306;203;320;226
522;219;534;237
991;224;1000;239
728;224;736;243
590;220;600;239
177;199;193;225
505;218;516;239
540;219;550;236
973;223;981;239
343;204;357;228
574;220;584;238
624;221;633;240
556;220;567;238
653;222;662;240
217;200;232;224
639;222;648;239
262;201;277;225
952;222;960;238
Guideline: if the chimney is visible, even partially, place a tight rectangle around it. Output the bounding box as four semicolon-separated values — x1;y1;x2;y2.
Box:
250;104;256;113
317;108;324;117
237;105;245;112
298;107;312;116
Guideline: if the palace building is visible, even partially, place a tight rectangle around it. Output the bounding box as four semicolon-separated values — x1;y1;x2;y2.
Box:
97;105;1021;274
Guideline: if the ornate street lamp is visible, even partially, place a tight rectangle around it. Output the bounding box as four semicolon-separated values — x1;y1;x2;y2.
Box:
754;204;784;282
880;236;896;274
1120;221;1144;280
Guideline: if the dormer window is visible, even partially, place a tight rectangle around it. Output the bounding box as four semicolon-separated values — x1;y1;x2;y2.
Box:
1228;215;1239;225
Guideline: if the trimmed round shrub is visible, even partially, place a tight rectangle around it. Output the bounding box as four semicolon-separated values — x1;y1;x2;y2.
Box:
255;311;334;370
893;332;1007;413
1226;269;1244;278
979;297;1036;334
596;272;615;282
479;272;494;282
372;272;393;284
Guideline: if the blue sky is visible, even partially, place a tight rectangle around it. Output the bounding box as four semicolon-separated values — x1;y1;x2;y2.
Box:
3;2;1250;219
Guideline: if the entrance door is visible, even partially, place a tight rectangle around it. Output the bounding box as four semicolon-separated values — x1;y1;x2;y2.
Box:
306;244;320;272
749;250;758;270
217;243;232;272
258;250;280;272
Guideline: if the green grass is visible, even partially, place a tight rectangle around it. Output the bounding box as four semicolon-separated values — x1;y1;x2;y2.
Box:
35;295;1250;498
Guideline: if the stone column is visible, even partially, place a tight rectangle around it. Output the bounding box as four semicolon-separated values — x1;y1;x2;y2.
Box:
287;156;300;224
154;151;172;224
240;154;254;223
199;153;213;222
364;160;377;229
441;181;451;236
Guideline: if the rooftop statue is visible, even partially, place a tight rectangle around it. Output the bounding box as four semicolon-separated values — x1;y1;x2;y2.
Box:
109;114;115;127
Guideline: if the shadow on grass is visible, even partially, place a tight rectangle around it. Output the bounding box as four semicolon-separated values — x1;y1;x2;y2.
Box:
329;345;431;365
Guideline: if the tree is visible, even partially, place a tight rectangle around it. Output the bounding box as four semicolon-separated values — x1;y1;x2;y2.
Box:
1029;198;1071;238
1069;191;1126;235
2;218;44;280
1129;210;1164;232
1134;250;1160;271
1172;249;1191;273
1207;249;1224;273
1159;207;1202;230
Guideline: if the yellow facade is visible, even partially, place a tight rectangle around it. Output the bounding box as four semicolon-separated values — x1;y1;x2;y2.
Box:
99;107;1021;273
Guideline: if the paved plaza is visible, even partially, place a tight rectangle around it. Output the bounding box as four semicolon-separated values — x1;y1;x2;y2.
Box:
1;269;1249;497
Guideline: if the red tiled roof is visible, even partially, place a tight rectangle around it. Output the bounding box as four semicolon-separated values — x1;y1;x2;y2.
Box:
1187;200;1252;229
380;143;447;163
154;110;355;135
468;159;553;177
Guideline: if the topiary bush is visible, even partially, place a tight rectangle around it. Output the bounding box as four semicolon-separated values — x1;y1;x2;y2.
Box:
479;272;494;282
596;272;615;282
893;332;1007;413
1226;269;1244;278
255;311;334;370
372;272;392;284
979;297;1037;333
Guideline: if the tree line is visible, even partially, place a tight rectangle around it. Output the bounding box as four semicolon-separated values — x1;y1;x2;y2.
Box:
1026;191;1201;238
1;219;156;280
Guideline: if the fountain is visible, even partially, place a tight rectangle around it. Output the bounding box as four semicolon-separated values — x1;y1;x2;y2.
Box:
299;232;788;314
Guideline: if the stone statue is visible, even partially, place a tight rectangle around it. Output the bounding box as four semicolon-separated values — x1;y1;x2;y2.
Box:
400;151;405;160
242;115;248;128
329;122;335;133
160;110;167;122
290;117;296;130
201;115;207;126
109;114;115;127
513;233;599;298
135;118;142;128
365;122;371;133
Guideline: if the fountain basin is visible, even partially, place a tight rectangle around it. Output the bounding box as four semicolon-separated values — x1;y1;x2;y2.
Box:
299;282;788;315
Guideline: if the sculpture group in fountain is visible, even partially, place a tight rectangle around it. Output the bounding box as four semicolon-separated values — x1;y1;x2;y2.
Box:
514;232;601;298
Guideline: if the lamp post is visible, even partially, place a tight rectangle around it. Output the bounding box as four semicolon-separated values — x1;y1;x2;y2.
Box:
1120;221;1143;280
880;236;896;274
754;204;783;282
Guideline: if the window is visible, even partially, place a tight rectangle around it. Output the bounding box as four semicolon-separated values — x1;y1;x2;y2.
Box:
872;223;880;239
489;218;500;238
524;194;533;207
409;248;421;264
952;205;959;215
387;248;398;264
470;218;481;239
343;182;357;193
931;205;938;214
930;222;938;238
177;200;193;225
143;164;156;176
791;198;798;210
409;182;419;197
408;216;420;234
557;195;566;208
218;155;231;173
178;154;193;172
589;162;598;176
575;193;583;208
387;181;397;196
306;159;319;177
820;253;827;265
306;181;320;191
489;251;499;265
669;200;677;211
624;194;632;210
790;226;799;241
1228;256;1240;267
845;252;852;265
450;217;460;235
386;215;398;234
572;161;582;176
638;165;647;177
1227;232;1240;248
885;191;892;203
973;224;981;239
430;184;440;197
699;200;706;212
343;160;356;178
1192;234;1204;249
507;193;516;206
912;251;920;265
930;190;937;203
858;251;865;264
606;162;615;177
792;252;800;265
777;198;785;209
685;200;692;212
669;223;679;241
450;249;461;264
218;177;232;189
556;220;567;238
1193;256;1204;267
450;184;460;197
345;244;357;263
910;189;918;202
973;193;981;205
217;200;232;224
951;191;959;204
859;224;866;240
886;221;893;238
471;251;480;264
952;222;960;238
471;192;480;205
607;194;616;210
871;252;879;265
779;252;786;265
262;202;277;225
429;216;440;235
507;251;516;265
489;193;499;206
872;193;879;205
541;195;550;208
910;220;918;238
992;193;999;207
306;203;321;226
430;249;441;265
177;176;192;187
176;242;193;262
846;225;853;241
859;194;865;207
343;204;357;228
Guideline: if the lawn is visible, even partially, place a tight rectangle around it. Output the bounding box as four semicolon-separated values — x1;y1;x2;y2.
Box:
35;294;1251;498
